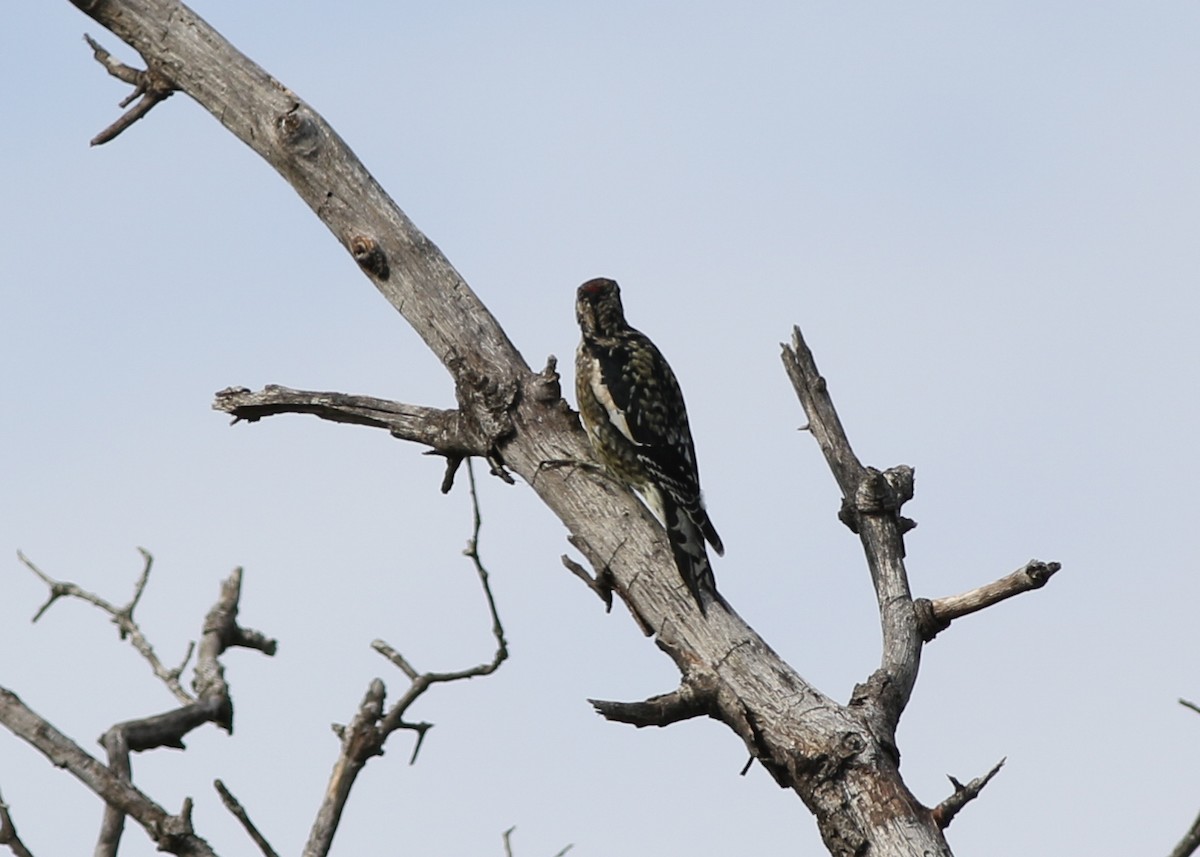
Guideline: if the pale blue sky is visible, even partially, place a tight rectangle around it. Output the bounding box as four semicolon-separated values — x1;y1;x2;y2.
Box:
4;3;1199;855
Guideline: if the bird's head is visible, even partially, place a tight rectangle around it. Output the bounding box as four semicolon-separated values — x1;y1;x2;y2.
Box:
576;277;627;339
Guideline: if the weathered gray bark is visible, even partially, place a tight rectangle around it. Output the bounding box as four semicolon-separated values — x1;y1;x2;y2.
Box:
15;1;1060;852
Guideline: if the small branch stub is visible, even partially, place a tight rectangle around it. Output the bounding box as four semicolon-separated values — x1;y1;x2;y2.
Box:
921;560;1062;641
589;677;717;728
83;35;176;145
931;757;1005;829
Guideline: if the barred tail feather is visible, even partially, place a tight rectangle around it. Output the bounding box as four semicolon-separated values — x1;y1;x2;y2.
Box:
664;500;717;614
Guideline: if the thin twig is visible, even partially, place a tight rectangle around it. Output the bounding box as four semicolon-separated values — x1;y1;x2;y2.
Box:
305;459;510;857
500;826;572;857
1170;809;1200;857
931;758;1005;829
214;780;279;857
83;35;175;145
0;789;35;857
17;549;195;704
1168;700;1200;857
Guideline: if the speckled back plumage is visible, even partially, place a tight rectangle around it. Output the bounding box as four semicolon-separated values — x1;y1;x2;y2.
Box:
574;277;723;611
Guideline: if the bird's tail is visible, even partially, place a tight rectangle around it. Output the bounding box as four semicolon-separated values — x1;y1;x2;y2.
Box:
663;500;718;614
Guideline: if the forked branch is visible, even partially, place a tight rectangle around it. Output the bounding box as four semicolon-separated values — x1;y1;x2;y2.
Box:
19;548;194;702
6;555;274;856
931;758;1005;829
303;461;509;857
83;34;175;145
781;327;921;741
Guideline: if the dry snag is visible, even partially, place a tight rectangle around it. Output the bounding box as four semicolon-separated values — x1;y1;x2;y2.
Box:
2;459;508;856
0;1;1074;854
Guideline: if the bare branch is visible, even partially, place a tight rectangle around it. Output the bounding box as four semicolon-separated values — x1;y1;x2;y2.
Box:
83;35;175;145
930;758;1005;829
918;560;1063;641
213;386;486;457
1170;810;1200;857
214;780;279;857
590;686;710;724
0;789;35;857
590;679;717;728
94;567;275;855
560;554;613;611
501;827;573;857
782;328;921;742
1168;700;1200;857
304;460;509;857
17;549;195;704
0;687;217;856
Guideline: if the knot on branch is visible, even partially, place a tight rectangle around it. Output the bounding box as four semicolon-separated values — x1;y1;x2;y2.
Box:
349;234;390;280
450;358;519;482
276;107;320;157
838;466;917;534
914;597;951;642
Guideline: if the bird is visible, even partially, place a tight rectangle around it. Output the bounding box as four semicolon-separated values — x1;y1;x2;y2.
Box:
574;277;724;612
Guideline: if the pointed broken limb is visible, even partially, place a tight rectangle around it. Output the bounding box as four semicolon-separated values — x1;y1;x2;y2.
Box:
930;758;1005;829
304;461;508;857
83;35;175;145
214;780;279;857
782;327;921;749
916;560;1063;641
214;385;483;455
561;553;614;611
213;385;516;485
589;677;717;728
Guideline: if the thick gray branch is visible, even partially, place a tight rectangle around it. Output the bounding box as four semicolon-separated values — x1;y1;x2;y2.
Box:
213;385;483;456
0;687;216;857
782;328;921;747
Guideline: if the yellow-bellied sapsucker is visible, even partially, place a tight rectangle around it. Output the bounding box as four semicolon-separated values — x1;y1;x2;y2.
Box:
574;277;724;612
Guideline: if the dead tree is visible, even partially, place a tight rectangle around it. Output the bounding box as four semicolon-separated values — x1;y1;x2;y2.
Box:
5;1;1068;853
2;461;508;856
